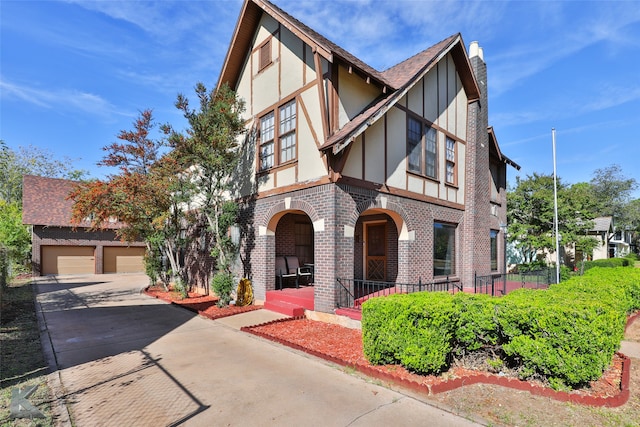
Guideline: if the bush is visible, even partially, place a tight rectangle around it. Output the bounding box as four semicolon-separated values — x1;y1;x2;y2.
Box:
624;252;638;261
580;258;631;271
452;293;498;354
211;272;234;307
361;266;640;389
495;288;624;388
362;292;456;374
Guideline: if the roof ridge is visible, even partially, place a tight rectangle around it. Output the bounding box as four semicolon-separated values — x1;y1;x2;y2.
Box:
382;33;459;73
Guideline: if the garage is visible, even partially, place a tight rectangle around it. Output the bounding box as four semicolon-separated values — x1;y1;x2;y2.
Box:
42;246;95;275
103;247;146;273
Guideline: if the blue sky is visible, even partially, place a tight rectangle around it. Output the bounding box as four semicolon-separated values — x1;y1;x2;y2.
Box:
2;0;639;197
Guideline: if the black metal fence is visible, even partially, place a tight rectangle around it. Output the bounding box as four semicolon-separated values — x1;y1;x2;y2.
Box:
474;269;555;296
336;277;462;308
336;269;556;309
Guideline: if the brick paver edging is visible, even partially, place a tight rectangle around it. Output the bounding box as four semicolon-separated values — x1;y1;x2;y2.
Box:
143;289;262;320
242;318;632;407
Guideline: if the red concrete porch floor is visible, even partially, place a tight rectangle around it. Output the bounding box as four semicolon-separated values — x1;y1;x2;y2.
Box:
264;286;314;316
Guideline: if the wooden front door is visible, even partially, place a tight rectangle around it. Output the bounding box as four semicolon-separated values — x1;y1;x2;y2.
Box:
365;223;386;281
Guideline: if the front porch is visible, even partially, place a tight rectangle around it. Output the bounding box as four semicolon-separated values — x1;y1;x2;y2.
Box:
264;286;314;317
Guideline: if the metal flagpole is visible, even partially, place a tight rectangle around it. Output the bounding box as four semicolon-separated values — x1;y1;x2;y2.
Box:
552;128;560;284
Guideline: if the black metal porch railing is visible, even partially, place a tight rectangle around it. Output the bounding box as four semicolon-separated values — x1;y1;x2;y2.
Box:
336;277;462;308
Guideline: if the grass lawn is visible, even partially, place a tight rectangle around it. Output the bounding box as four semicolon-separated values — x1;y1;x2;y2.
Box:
1;277;56;426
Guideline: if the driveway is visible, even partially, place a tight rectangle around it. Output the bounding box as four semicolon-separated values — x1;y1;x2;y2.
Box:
35;274;483;426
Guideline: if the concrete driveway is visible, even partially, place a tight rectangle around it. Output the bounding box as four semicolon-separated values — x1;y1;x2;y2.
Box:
35;274;483;426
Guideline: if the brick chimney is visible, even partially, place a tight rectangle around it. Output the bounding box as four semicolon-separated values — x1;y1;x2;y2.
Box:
462;41;492;289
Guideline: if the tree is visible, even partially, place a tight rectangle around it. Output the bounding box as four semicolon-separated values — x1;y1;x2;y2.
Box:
165;83;246;305
0;139;88;204
0;140;88;273
507;173;598;264
0;200;31;273
68;110;184;289
590;164;638;221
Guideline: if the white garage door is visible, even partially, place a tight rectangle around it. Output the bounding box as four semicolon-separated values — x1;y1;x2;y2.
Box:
42;246;95;275
103;247;146;273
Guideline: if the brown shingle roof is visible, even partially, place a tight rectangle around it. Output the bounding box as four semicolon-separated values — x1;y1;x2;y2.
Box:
382;34;458;88
591;216;613;232
22;175;118;228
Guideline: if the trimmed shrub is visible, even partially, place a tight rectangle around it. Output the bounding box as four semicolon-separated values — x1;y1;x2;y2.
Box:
495;288;624;387
452;293;498;354
580;257;631;271
361;266;640;389
362;292;455;374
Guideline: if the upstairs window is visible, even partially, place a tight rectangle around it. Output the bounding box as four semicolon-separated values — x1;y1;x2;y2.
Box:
259;99;297;171
259;111;275;170
406;116;437;179
259;39;272;71
279;100;296;163
407;117;422;173
445;137;457;185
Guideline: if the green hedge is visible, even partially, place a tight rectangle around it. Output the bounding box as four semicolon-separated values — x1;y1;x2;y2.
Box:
580;257;632;271
362;292;456;374
362;267;640;388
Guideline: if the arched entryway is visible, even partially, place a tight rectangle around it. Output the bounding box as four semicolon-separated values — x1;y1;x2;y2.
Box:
262;209;317;316
274;211;315;286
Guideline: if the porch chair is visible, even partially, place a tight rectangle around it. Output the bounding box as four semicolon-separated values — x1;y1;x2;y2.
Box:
286;256;313;287
276;256;296;290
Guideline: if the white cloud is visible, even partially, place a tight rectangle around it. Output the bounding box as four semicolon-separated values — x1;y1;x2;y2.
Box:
0;77;125;119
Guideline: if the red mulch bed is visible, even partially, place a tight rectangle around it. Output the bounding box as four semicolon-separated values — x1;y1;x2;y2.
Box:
244;318;631;407
144;286;261;320
144;285;634;407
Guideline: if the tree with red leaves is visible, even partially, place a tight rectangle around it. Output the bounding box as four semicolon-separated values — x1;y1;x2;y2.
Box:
68;110;185;289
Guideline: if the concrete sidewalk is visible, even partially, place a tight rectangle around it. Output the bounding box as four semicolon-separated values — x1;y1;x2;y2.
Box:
35;274;484;426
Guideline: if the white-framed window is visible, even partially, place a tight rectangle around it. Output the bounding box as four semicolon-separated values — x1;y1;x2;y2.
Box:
406;116;437;179
259;111;275;171
445;137;457;185
258;99;297;171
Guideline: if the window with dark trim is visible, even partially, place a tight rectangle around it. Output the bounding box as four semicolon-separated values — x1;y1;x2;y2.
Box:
434;222;456;276
490;229;498;271
259;39;272;71
259;99;297;171
406;116;437;179
445;137;456;185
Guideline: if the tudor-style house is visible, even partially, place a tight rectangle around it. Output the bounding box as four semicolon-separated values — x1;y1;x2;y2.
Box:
219;0;519;314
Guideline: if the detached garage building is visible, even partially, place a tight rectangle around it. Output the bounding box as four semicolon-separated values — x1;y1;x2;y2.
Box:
22;175;146;276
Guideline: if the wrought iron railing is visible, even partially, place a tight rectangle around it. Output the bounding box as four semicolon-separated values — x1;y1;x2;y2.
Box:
474;269;554;296
336;277;462;308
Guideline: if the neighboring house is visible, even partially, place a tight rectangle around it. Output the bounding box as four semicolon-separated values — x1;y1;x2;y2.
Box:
588;216;613;260
22;175;146;276
220;0;520;313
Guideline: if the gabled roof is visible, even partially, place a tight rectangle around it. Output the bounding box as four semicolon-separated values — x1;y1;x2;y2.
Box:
488;127;521;170
218;0;485;155
321;34;480;154
591;216;613;233
218;0;389;91
22;175;119;229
